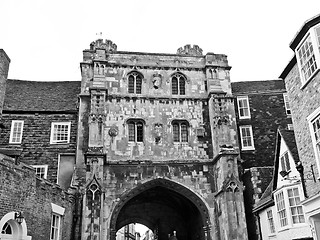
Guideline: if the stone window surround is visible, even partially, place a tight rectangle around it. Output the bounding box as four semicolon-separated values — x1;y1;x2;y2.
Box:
127;71;143;94
172;120;189;143
127;119;145;143
239;125;255;150
295;23;320;87
31;164;48;179
307;105;320;179
171;72;187;95
236;96;251;119
50;122;71;144
9;120;24;144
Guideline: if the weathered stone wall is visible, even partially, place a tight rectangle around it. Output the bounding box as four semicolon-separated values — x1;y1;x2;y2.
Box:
0;153;74;240
76;39;247;240
284;64;320;198
0;113;77;182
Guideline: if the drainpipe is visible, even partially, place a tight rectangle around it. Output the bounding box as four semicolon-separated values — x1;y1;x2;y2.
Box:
296;162;308;198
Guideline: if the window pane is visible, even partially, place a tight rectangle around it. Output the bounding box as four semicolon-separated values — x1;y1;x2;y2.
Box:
172;77;178;95
128;75;135;93
181;123;188;142
128;123;135;141
136;123;143;142
136;76;142;94
179;78;186;95
173;124;180;142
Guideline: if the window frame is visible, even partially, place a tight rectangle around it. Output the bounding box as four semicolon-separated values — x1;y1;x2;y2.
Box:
287;187;305;224
9;120;24;144
307;106;320;176
280;151;291;172
127;72;143;94
171;73;186;95
266;209;276;234
239;125;255;150
172;120;189;143
274;185;306;230
31;165;48;179
295;23;320;86
50;213;61;240
50;122;71;144
127;119;144;143
275;191;288;228
283;93;291;115
237;96;251;119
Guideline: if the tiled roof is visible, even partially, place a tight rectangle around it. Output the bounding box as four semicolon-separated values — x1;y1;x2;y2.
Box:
253;180;274;212
3;79;81;112
231;80;286;94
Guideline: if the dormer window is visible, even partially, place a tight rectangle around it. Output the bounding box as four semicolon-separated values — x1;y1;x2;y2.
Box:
280;151;291;172
295;24;320;85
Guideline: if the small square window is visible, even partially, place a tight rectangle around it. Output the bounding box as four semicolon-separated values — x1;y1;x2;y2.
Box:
237;96;251;119
31;165;48;179
9;120;24;144
239;125;254;150
50;122;71;144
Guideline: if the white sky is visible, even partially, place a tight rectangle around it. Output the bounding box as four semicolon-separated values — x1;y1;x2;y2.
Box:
1;0;319;82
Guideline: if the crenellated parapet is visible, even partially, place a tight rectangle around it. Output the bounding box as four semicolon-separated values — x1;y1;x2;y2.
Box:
90;39;117;52
177;44;203;56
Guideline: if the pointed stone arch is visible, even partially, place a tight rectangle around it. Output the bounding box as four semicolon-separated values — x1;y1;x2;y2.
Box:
109;178;211;240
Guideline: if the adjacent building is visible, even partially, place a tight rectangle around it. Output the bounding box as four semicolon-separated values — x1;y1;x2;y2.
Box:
253;129;313;240
254;13;320;240
279;13;320;240
231;80;292;240
0;50;75;240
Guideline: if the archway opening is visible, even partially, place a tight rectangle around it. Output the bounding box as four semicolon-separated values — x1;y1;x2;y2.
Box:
113;181;208;240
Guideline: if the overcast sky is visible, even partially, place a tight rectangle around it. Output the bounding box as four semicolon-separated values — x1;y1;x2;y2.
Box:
1;0;320;82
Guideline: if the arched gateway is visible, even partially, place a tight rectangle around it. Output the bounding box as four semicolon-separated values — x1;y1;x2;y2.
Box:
110;178;210;240
73;39;248;240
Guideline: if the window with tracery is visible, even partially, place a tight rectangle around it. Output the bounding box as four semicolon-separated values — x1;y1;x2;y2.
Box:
172;73;186;95
172;120;189;142
128;120;144;142
128;72;142;94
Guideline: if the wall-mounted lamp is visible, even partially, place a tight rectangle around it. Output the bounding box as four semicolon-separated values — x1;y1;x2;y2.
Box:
14;211;24;224
296;162;316;182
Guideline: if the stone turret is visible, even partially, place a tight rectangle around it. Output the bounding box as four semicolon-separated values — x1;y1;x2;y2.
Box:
90;39;117;52
177;44;203;56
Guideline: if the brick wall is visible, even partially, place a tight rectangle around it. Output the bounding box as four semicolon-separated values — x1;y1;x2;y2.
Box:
0;153;74;240
0;112;77;183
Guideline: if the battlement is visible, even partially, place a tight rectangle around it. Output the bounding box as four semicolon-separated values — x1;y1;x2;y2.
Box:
177;44;203;56
90;39;117;52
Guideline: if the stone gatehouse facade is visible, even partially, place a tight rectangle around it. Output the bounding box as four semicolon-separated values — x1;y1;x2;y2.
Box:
0;40;250;240
72;39;248;240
